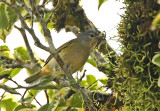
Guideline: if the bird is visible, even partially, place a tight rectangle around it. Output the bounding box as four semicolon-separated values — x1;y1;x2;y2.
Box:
25;30;104;83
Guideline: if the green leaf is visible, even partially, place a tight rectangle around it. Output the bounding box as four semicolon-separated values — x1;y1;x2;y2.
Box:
152;53;160;67
0;45;9;51
86;75;97;85
18;108;37;111
13;46;30;61
158;75;160;87
67;93;83;108
0;83;20;94
30;82;56;90
38;103;51;111
10;68;21;78
0;3;17;42
26;90;39;99
99;76;108;85
14;104;36;111
47;89;56;101
39;100;59;111
151;13;160;30
55;107;67;111
44;13;54;30
0;45;12;57
20;97;33;104
3;68;21;83
80;80;88;87
0;67;12;75
26;75;56;90
1;94;18;111
87;58;97;68
98;0;107;10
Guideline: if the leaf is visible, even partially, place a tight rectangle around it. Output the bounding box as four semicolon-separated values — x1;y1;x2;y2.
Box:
26;90;39;99
67;93;83;108
87;58;97;68
0;83;20;94
39;100;59;111
14;104;36;111
86;75;97;85
80;80;88;87
20;97;33;104
99;76;108;85
98;0;107;10
0;45;12;57
158;75;160;87
30;82;56;90
13;46;30;61
0;67;12;75
0;3;17;42
10;68;21;78
152;53;160;67
151;13;160;30
0;45;9;51
18;108;37;111
47;89;56;101
2;68;21;83
1;94;18;111
26;75;56;90
38;103;51;111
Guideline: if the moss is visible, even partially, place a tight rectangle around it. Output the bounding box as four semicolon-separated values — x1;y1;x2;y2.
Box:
112;0;160;110
51;0;90;32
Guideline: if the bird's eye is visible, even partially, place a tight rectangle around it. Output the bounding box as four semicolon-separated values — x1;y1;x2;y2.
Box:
90;33;95;37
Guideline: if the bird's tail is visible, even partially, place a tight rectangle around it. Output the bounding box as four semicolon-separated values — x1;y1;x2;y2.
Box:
25;70;42;83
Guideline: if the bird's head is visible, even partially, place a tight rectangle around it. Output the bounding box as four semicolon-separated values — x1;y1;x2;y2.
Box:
78;30;105;50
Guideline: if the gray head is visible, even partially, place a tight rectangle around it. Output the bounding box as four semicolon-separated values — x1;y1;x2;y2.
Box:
78;30;100;39
77;30;103;50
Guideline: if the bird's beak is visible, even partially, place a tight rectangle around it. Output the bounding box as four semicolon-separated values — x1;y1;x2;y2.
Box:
95;32;106;47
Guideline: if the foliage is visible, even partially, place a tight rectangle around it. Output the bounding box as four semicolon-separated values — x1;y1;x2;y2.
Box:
0;0;114;111
114;0;160;110
3;0;160;110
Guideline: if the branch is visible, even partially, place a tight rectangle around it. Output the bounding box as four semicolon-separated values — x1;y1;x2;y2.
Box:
5;62;34;69
1;0;50;52
78;69;87;82
44;90;49;104
14;25;37;64
0;55;36;69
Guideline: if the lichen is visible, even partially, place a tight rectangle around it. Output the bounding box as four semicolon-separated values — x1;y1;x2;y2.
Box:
110;0;160;110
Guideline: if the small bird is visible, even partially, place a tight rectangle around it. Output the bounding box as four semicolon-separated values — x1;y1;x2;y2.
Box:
25;30;104;83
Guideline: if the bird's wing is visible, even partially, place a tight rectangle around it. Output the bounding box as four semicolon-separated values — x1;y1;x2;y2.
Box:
43;39;75;66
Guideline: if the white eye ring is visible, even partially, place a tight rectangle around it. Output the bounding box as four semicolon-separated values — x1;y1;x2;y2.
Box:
90;33;95;37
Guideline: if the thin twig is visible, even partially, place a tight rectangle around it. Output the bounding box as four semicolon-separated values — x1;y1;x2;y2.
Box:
79;69;87;82
5;62;35;69
0;91;6;101
44;90;49;103
14;25;37;64
29;91;42;106
21;89;27;101
9;78;20;86
86;80;99;89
